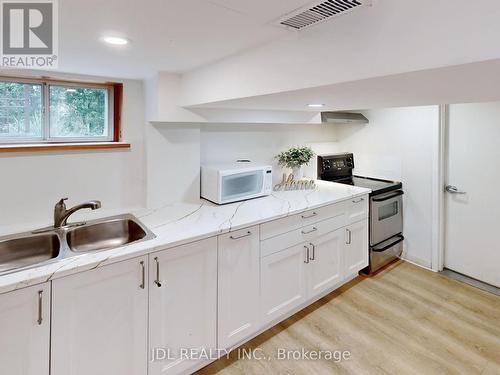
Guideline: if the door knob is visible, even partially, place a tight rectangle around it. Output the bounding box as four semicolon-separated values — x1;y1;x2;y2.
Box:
445;185;466;194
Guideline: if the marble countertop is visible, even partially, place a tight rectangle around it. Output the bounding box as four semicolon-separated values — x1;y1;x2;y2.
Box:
0;180;370;294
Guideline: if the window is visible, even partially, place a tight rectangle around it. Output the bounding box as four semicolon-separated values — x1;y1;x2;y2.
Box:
49;85;110;139
0;77;120;145
0;81;42;140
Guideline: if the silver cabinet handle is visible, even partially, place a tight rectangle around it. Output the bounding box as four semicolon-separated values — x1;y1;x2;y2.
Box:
309;243;315;261
301;212;317;219
154;257;162;287
352;198;364;203
230;231;251;240
139;261;145;289
304;245;310;264
301;227;317;235
37;290;43;325
346;229;352;245
445;185;466;194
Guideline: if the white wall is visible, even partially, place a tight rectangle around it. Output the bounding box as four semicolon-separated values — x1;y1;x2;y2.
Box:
0;79;146;234
146;122;339;208
145;73;207;122
201;123;338;184
335;106;439;268
193;60;500;113
146;124;201;207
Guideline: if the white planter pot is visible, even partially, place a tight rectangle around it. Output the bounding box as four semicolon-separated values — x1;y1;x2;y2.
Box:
292;166;304;180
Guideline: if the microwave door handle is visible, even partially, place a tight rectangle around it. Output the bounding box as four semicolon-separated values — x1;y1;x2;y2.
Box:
372;190;404;202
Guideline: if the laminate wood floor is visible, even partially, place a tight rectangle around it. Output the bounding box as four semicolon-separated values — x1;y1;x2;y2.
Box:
196;261;500;375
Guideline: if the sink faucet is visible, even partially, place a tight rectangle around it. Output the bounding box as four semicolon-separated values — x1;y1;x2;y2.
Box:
54;198;102;228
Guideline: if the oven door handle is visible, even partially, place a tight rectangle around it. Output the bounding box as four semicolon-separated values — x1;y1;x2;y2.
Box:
372;190;404;202
372;235;404;252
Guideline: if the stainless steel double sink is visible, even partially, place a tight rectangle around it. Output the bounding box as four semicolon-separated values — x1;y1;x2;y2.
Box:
0;214;156;276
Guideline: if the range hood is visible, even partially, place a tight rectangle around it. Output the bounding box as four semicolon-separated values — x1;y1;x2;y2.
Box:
321;112;369;124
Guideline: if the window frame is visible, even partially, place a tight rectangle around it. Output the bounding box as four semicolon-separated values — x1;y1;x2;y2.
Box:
0;76;116;144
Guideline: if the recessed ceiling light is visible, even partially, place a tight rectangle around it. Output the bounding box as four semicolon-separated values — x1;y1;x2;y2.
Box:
308;103;325;108
102;36;129;45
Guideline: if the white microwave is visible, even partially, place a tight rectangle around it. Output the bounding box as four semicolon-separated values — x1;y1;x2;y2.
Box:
201;163;273;204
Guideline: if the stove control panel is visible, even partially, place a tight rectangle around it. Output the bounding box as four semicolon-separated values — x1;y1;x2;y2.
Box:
317;153;354;180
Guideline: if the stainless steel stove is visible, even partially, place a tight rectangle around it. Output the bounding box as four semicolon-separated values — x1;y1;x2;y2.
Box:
317;153;404;274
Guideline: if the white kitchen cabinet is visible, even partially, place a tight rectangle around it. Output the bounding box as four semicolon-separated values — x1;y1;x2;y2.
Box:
260;197;369;327
149;238;217;375
261;243;308;325
347;196;369;223
0;283;50;375
51;256;148;375
307;228;343;298
218;226;260;349
344;220;369;279
261;227;345;326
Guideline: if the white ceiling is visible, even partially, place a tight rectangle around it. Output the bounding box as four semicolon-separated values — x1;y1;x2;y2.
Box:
26;0;500;112
57;0;312;79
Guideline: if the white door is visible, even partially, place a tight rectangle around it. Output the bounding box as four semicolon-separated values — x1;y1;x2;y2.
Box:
149;238;217;375
218;226;260;349
261;243;308;325
0;283;50;375
445;102;500;287
51;256;148;375
307;229;343;298
344;220;369;279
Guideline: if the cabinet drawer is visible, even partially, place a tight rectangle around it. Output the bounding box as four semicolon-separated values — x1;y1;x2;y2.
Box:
260;214;302;241
347;195;369;223
261;214;346;258
260;203;346;240
301;203;346;227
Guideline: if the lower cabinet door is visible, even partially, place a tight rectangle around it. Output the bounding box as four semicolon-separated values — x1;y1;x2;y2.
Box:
307;229;343;298
0;283;50;375
149;238;217;375
261;243;308;325
218;226;260;349
345;220;369;278
51;256;148;375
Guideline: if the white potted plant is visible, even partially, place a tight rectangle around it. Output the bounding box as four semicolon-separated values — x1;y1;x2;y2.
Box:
276;146;315;180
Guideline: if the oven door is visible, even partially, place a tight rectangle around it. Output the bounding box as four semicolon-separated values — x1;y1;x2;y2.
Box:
370;190;404;245
220;170;264;203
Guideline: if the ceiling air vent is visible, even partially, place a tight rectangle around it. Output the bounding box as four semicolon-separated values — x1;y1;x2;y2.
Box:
279;0;372;30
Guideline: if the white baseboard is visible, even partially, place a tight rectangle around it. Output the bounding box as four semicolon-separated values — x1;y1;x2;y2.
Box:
400;255;433;271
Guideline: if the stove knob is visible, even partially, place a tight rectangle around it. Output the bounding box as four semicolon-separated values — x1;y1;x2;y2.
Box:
323;160;331;170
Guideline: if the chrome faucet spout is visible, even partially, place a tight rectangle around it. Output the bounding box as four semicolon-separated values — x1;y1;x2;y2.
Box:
54;198;102;228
